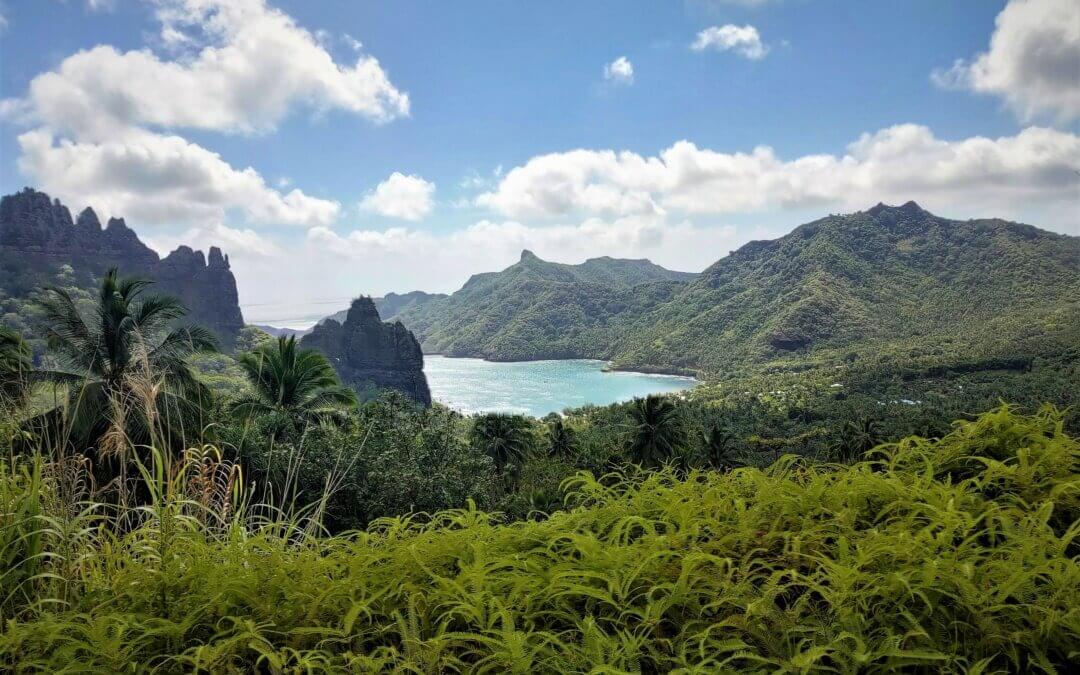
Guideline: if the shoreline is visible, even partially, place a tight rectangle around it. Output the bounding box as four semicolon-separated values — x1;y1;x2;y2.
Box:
424;352;701;383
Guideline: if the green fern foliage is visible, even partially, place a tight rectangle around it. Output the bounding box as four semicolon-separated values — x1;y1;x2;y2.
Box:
1;405;1077;672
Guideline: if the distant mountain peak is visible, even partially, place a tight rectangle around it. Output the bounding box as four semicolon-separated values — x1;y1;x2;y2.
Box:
866;200;928;218
520;249;539;262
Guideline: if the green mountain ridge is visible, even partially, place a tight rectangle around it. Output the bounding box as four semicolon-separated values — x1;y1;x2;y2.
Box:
386;202;1079;378
393;250;697;361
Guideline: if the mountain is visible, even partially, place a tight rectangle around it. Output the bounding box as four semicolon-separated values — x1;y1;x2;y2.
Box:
391;250;697;361
250;325;310;339
301;297;431;405
385;202;1078;378
0;188;245;349
610;202;1080;375
322;290;448;326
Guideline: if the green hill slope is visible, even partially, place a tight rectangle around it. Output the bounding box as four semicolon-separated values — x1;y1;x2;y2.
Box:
390;202;1078;379
612;201;1079;376
395;250;697;360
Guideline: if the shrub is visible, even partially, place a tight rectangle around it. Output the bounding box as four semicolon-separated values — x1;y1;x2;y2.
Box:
0;405;1076;672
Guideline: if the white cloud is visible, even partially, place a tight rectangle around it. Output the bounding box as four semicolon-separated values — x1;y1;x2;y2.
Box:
4;0;407;231
19;0;408;139
477;125;1080;223
146;223;284;259
17;128;340;227
603;56;635;85
360;172;436;221
691;24;768;59
343;33;363;52
931;0;1080;122
303;214;748;294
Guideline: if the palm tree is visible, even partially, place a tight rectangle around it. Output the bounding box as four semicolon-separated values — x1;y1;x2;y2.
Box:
546;417;575;457
470;413;534;473
0;326;33;412
627;395;685;467
34;268;218;453
229;336;357;431
833;417;884;462
703;421;739;471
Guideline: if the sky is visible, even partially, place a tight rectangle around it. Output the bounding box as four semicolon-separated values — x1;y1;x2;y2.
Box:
1;0;1078;327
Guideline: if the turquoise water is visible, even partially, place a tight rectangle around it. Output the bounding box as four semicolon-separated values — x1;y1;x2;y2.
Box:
424;356;696;417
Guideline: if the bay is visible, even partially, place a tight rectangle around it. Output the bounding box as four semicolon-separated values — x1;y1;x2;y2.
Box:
424;355;696;417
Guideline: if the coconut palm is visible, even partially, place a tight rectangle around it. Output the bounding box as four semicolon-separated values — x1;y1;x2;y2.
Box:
229;336;357;430
833;417;884;462
470;413;534;473
35;268;218;452
546;417;576;457
627;395;685;467
703;421;739;471
0;326;33;411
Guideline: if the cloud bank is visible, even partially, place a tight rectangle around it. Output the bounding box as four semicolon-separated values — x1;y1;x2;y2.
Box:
476;125;1079;221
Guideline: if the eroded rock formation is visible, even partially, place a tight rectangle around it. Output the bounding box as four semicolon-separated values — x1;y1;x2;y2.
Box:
0;188;245;348
301;297;431;405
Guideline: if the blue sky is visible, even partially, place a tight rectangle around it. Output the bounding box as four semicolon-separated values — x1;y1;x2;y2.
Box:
0;0;1077;325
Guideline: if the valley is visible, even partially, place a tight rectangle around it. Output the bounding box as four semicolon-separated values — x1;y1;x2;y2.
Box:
1;1;1077;668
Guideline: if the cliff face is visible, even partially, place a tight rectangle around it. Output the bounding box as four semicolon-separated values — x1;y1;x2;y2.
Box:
301;297;431;405
0;188;245;349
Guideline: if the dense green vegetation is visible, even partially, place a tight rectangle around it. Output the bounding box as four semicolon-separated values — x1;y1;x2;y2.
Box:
395;250;695;361
390;205;1079;383
2;201;1078;671
1;406;1076;672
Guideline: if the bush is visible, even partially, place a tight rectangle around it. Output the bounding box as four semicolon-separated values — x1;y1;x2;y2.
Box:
0;405;1076;672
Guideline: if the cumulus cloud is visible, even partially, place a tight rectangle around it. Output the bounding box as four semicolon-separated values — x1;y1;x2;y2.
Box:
22;0;409;138
603;56;635;85
691;24;768;59
360;172;436;221
477;125;1080;222
16;128;340;228
3;0;407;235
931;0;1080;122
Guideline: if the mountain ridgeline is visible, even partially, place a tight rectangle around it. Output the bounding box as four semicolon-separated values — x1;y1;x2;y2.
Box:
0;188;245;348
380;203;1079;377
391;250;698;361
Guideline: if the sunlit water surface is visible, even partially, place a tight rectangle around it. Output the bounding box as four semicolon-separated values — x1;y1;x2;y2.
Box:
424;356;696;417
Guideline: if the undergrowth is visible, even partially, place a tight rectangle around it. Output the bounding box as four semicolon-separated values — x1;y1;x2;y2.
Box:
1;404;1077;673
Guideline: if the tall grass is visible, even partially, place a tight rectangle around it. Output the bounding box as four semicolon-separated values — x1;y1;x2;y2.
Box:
1;404;1077;673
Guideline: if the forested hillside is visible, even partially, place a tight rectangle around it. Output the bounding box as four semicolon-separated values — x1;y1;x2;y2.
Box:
392;250;696;360
390;203;1079;381
613;201;1080;376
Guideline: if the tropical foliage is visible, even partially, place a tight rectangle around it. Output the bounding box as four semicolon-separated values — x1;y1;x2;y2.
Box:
229;335;357;431
470;412;536;474
0;325;32;410
1;406;1076;672
626;394;685;466
32;269;217;454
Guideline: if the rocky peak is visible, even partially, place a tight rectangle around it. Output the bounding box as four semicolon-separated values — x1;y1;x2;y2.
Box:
1;188;245;350
207;246;229;269
520;249;540;262
346;296;382;323
161;246;206;270
302;297;431;405
865;200;930;225
75;207;101;235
